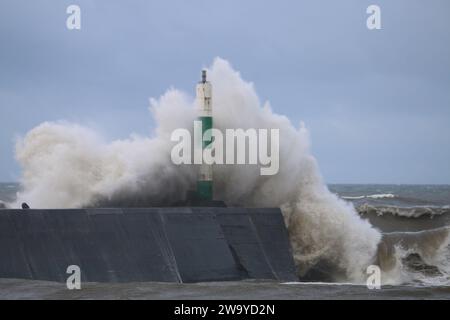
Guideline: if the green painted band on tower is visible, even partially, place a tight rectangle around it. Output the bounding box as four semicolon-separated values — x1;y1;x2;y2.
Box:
199;116;213;149
197;180;213;200
197;115;213;201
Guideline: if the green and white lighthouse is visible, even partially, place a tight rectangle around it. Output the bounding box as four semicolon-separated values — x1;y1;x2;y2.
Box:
196;70;213;200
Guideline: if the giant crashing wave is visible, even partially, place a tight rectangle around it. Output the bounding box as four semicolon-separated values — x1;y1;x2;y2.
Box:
9;58;450;285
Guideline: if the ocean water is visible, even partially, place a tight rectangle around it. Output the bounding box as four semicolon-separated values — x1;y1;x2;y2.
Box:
1;183;449;299
0;183;19;205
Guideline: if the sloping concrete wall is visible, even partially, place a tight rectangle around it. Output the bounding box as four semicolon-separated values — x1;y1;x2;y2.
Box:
0;208;297;283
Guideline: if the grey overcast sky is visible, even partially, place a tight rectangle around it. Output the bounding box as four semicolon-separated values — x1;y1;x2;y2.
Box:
0;0;449;184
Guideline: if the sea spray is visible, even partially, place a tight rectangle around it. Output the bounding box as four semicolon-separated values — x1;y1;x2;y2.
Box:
12;58;381;281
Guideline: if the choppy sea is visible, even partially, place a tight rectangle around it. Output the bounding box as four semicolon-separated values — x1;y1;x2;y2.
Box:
1;183;449;299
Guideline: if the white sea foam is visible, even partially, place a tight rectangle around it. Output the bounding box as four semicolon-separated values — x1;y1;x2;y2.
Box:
380;227;450;286
341;193;396;200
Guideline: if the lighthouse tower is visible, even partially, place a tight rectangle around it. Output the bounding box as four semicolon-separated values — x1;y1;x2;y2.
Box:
196;70;213;200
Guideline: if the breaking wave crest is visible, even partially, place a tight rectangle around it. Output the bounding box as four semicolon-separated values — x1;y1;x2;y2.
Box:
378;227;450;285
342;193;396;200
358;204;450;218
